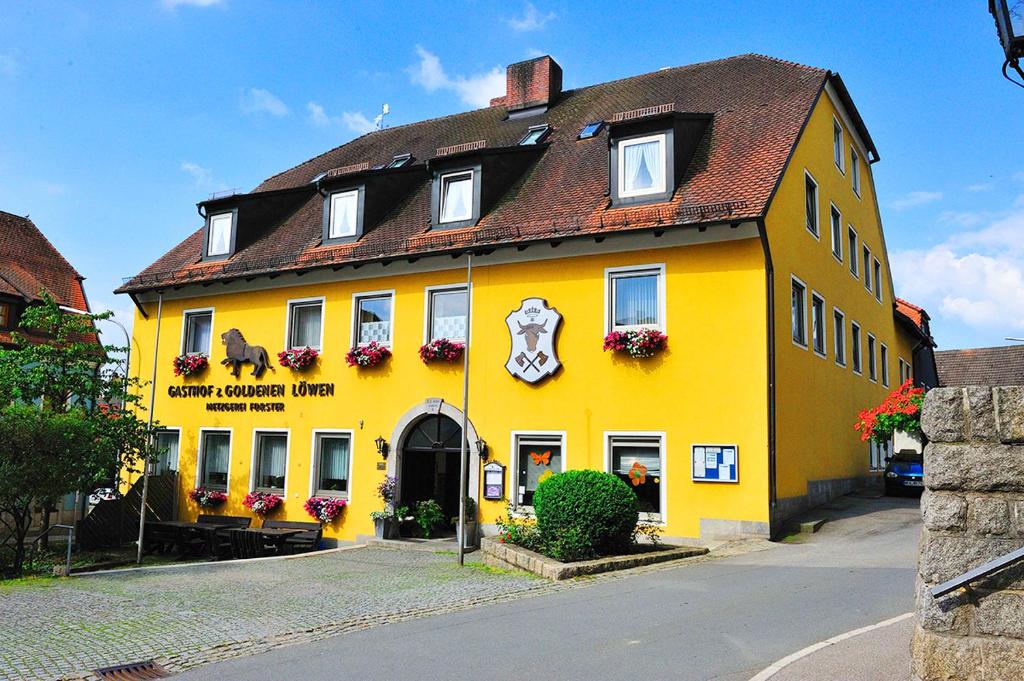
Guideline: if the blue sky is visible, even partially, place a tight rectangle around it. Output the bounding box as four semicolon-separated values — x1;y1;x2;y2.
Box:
1;1;1020;352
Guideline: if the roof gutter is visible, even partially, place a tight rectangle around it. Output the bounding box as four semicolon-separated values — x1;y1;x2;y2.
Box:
757;218;778;519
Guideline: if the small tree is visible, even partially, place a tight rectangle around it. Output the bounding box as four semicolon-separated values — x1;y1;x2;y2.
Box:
0;293;151;575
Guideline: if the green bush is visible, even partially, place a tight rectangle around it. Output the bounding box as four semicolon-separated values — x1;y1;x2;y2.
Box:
533;470;639;556
414;499;444;538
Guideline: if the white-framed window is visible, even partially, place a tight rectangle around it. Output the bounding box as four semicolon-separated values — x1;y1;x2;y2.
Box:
833;117;845;173
606;433;665;522
848;226;859;278
439;170;474;224
867;333;877;382
617;133;668;199
830;204;843;261
804;171;819;238
873;258;883;302
606;264;665;333
153;428;180;476
512;432;565;509
181;308;213;355
863;245;873;293
353;291;394;346
899;357;912;384
851;147;861;196
252;430;288;494
791;276;807;348
197;429;231;492
311;430;352;498
811;292;826;357
286;298;324;351
851;322;862;375
207;212;233;257
833;307;846;367
425;285;468;342
869;438;892;471
328;189;359;239
881;343;890;387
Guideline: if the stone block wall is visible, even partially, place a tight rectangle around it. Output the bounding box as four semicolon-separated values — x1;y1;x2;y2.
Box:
913;386;1024;681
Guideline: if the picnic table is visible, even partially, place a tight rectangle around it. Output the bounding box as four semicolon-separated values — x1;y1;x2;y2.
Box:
228;527;305;558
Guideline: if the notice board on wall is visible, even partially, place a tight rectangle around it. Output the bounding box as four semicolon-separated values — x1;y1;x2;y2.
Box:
692;444;738;483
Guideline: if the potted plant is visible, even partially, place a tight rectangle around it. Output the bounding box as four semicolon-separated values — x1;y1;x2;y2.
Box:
854;379;926;443
346;341;391;369
304;496;347;523
278;346;319;371
418;338;465;364
603;328;668;358
173;353;209;377
370;476;401;539
188;487;227;507
413;499;444;538
454;496;479;550
242;490;283;517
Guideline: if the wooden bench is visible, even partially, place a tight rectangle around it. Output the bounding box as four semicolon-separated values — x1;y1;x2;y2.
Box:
196;514;251;558
262;520;322;554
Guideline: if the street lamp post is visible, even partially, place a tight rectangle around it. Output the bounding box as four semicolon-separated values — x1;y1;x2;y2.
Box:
990;0;1024;85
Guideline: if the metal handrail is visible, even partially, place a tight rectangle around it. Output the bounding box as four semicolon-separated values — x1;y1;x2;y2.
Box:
27;524;75;576
930;545;1024;598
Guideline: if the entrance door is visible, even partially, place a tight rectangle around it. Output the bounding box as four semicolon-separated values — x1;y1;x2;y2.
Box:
399;414;466;530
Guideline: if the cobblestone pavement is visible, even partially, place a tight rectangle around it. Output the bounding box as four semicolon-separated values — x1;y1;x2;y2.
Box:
0;547;559;681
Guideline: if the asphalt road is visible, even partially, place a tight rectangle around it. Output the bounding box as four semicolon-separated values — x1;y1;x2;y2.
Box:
177;495;921;681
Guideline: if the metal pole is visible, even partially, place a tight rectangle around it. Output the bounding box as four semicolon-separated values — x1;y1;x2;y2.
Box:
457;253;473;567
136;293;163;564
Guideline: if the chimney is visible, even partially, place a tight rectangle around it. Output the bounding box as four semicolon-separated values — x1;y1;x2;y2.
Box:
490;56;562;112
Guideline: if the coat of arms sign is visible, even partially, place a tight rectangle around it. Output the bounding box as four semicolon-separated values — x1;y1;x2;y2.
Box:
504;297;562;384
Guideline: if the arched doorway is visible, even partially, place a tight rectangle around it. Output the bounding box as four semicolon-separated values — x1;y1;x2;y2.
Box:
398;414;465;530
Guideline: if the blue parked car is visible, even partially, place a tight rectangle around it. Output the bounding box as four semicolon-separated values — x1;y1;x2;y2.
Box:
884;451;924;495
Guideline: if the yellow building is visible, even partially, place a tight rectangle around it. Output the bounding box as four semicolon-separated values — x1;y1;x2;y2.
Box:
118;54;934;544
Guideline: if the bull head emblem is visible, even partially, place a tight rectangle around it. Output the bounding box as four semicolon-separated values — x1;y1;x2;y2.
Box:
517;319;548;352
505;298;562;384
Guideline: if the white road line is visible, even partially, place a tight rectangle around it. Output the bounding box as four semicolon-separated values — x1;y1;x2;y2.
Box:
747;612;914;681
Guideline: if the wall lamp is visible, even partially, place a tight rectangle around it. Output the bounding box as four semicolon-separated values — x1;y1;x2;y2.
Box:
476;438;488;461
375;435;389;460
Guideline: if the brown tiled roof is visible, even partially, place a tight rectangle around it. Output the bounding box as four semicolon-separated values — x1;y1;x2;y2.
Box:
895;298;926;330
935;345;1024;387
0;210;89;310
120;53;834;293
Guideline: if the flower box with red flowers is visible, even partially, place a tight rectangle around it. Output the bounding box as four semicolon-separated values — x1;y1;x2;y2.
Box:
173;353;209;377
602;328;668;359
419;338;465;364
304;496;347;524
855;379;926;442
346;341;391;368
243;490;283;516
188;487;227;507
278;346;319;371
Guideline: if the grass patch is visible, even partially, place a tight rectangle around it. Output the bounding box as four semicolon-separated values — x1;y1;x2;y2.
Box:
463;561;538;578
433;549;457;556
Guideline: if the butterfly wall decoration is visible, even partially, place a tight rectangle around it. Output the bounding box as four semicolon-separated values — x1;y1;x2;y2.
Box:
530;450;552;466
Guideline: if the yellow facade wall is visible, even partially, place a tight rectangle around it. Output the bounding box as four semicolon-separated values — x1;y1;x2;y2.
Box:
767;88;919;502
127;237;769;542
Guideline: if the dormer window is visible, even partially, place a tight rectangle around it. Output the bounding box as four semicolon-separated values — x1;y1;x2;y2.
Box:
205;211;235;259
437;169;476;226
322;187;364;244
610;130;673;205
518;124;550;145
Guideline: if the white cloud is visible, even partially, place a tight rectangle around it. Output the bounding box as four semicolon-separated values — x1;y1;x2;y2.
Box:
0;52;19;77
891;206;1024;332
161;0;224;8
966;183;993;192
307;101;377;135
180;161;212;187
505;2;556;31
240;87;289;117
408;46;505;109
891;190;943;210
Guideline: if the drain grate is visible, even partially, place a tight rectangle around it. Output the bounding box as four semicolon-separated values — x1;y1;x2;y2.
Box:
93;660;169;680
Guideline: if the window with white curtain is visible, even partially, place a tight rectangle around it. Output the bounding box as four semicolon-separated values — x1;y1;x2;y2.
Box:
609;435;663;520
254;432;287;493
355;293;393;346
154;430;180;475
183;310;212;355
287;300;323;350
329;190;359;239
515;434;563;508
608;266;663;331
200;431;230;490
439;170;474;223
207;213;233;257
428;287;468;341
314;433;351;496
617;134;666;198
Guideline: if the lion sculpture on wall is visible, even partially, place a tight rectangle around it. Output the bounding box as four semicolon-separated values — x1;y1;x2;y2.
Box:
220;329;270;378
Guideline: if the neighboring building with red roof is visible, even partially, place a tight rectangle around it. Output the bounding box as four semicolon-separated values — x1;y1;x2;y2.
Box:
119;54;930;541
894;297;939;388
0;210;92;347
936;345;1024;387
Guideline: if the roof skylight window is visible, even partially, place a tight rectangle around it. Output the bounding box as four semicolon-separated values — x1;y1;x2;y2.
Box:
578;121;604;139
386;153;412;168
518;124;550;145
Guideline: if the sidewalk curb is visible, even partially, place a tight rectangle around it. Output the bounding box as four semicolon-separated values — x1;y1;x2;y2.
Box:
747;612;914;681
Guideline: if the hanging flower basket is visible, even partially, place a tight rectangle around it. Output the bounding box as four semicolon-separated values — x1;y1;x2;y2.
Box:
188;487;227;507
603;328;668;358
346;341;391;368
419;338;465;364
243;491;283;516
855;379;925;443
173;353;209;377
304;496;347;523
278;346;319;370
